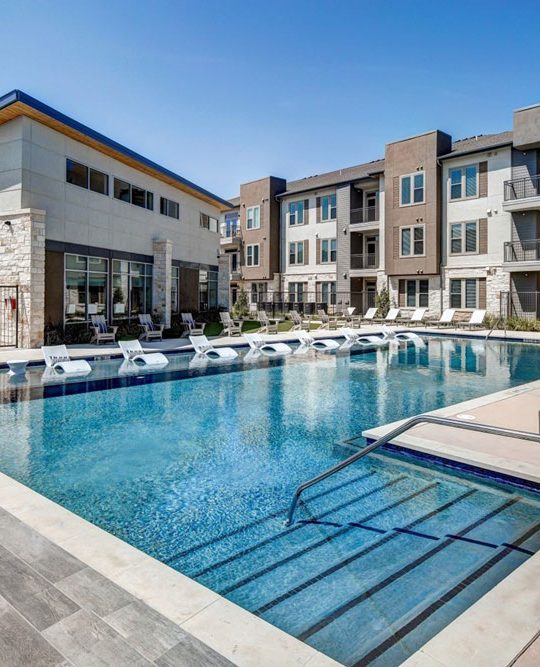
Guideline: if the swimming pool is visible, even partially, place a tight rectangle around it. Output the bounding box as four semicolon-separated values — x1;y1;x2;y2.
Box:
0;337;539;666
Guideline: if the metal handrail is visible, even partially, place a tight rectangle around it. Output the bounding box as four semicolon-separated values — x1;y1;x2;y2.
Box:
286;414;540;525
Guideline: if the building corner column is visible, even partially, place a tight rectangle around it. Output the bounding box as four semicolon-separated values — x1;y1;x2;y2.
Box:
152;239;173;327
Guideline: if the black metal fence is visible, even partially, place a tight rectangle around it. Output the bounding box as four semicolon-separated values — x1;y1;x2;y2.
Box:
504;239;540;263
252;291;376;318
500;291;540;320
0;286;19;347
504;175;540;201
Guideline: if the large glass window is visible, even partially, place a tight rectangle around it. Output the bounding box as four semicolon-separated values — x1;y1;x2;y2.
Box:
449;165;478;200
200;213;218;232
288;282;305;302
160;197;180;219
289;241;305;265
66;159;108;195
199;270;217;310
320;238;337;263
113;178;153;209
250;282;267;304
319;282;336;305
400;172;424;206
65;254;108;323
321;194;337;221
450;221;478;254
405;279;429;308
400;225;424;256
288;200;305;226
246;206;260;229
450;278;478;309
112;260;153;318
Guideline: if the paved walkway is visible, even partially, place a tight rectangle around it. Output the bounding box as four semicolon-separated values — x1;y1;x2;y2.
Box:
0;506;232;666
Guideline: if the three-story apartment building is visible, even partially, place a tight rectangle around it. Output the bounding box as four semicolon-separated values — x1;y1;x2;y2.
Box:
0;90;232;347
222;101;540;320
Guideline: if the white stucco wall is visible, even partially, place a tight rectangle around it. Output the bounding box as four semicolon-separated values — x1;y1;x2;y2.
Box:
2;116;221;266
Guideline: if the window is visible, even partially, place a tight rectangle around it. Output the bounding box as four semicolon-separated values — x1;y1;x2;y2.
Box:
200;213;218;232
223;212;239;237
246;206;260;229
400;279;429;308
288;200;305;226
319;282;336;305
199;270;217;310
112;260;153;318
449;165;477;201
113;178;153;209
400;172;424;206
171;266;180;313
321;194;337;221
320;238;337;263
400;225;424;256
450;222;478;254
250;282;267;304
288;282;305;302
230;253;238;272
289;241;305;265
66;159;108;195
246;244;260;266
64;254;108;323
450;279;478;309
160;197;180;219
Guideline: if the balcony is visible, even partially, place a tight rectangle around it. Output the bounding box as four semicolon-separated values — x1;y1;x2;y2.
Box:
503;175;540;212
220;224;242;248
350;253;378;272
503;239;540;270
350;206;379;227
230;270;242;281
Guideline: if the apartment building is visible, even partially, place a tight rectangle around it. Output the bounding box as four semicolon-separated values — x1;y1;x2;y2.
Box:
0;90;232;347
222;101;540;320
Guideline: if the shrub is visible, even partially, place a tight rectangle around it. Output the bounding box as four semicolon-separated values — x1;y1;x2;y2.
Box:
233;287;250;319
375;287;391;318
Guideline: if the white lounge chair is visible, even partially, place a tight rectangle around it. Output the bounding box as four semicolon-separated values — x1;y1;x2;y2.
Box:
118;340;169;366
436;309;456;327
341;328;388;347
296;330;340;350
463;309;487;329
189;335;238;359
41;345;92;376
362;307;378;323
381;325;426;348
138;314;165;341
182;313;205;336
220;312;242;336
244;333;292;355
383;308;400;323
405;308;428;326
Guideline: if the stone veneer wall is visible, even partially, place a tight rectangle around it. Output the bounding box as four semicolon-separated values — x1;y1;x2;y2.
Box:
441;267;510;315
0;209;46;348
152;239;172;327
217;254;230;309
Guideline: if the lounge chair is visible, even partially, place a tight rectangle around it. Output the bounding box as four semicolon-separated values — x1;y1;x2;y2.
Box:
189;335;238;359
463;309;487;329
289;310;310;331
383;308;400;323
138;314;165;341
220;312;242;336
405;308;428;326
317;309;338;330
381;325;426;348
42;345;92;375
118;340;169;366
296;330;340;350
362;307;378;323
258;311;279;334
181;313;205;336
436;309;456;328
341;328;388;347
244;333;292;355
90;315;117;345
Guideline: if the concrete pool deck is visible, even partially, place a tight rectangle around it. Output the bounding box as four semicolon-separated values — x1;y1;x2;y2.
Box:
0;333;539;665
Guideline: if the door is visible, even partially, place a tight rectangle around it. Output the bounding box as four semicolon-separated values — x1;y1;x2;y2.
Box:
365;236;378;267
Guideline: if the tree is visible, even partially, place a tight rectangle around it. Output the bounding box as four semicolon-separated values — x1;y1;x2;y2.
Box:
233;287;250;318
375;287;391;317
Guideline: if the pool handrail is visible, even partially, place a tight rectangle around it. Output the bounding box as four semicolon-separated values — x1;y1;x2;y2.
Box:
286;414;540;525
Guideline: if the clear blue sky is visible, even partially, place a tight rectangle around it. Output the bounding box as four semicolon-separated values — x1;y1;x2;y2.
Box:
2;0;540;199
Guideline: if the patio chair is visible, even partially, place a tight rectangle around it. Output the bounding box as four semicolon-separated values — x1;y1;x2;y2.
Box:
317;309;338;330
181;313;205;336
220;312;242;336
381;325;426;348
362;307;378;323
138;313;165;341
382;308;400;323
341;328;388;348
258;310;279;334
90;315;117;345
118;340;169;366
296;330;340;350
404;308;428;326
436;309;457;327
289;310;310;331
41;345;92;376
189;335;238;359
463;309;487;329
244;333;292;355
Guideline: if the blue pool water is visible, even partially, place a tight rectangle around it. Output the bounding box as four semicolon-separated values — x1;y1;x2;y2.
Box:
0;337;540;666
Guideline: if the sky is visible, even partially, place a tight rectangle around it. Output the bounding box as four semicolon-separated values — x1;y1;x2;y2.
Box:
2;0;540;200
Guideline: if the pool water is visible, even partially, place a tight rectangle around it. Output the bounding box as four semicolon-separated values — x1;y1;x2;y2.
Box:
0;337;539;666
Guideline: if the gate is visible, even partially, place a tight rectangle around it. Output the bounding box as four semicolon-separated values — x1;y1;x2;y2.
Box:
0;286;19;347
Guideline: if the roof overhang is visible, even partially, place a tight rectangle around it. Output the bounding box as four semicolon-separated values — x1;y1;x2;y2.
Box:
0;90;233;210
276;171;383;199
439;141;513;161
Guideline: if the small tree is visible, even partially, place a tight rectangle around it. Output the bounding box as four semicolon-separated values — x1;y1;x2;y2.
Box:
233;287;250;318
375;287;391;318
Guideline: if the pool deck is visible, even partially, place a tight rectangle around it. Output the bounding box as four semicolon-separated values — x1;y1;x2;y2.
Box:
0;329;539;665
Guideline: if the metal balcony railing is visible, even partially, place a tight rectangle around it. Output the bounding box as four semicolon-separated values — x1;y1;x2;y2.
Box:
504;175;540;201
504;239;540;263
500;291;540;320
350;253;378;270
350;206;379;224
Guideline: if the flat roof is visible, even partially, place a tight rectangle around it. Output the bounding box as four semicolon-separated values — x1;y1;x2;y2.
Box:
0;90;233;210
